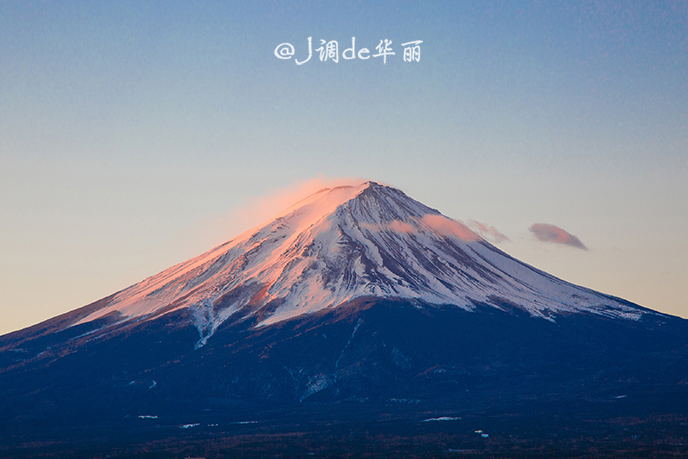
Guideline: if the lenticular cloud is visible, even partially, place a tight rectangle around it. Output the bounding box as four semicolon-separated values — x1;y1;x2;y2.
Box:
529;223;587;250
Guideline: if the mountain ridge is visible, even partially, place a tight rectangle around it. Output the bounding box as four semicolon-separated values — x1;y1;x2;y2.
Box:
3;180;655;350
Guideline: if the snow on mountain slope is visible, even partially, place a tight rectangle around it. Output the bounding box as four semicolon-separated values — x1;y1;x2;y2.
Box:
73;181;646;345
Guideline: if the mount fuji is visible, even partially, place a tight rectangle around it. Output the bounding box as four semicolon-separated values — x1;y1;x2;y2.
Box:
1;180;687;456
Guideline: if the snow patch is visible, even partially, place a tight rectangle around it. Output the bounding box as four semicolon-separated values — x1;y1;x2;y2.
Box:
422;416;461;422
179;423;200;429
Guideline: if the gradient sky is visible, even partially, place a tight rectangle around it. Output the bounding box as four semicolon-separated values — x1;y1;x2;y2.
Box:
1;1;687;334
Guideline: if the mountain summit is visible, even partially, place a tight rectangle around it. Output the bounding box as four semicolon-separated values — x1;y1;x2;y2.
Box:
1;180;686;456
65;180;642;347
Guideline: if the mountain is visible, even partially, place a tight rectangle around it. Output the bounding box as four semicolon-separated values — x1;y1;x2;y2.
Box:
26;181;648;341
1;180;687;456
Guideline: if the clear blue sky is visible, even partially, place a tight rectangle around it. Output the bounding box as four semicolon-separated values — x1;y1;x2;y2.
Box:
1;1;687;333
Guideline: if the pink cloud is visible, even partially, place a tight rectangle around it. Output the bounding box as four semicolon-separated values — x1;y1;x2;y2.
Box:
198;177;365;246
361;220;416;234
421;214;480;242
233;176;364;227
467;220;509;243
388;220;415;233
529;223;587;250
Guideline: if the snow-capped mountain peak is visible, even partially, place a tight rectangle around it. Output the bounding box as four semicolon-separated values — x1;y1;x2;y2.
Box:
73;180;645;346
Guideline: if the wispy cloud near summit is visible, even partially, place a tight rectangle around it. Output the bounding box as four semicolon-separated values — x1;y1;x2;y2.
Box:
529;223;587;250
233;176;364;228
468;220;509;243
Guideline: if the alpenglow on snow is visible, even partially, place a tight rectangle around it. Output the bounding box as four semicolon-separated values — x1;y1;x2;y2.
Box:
70;181;645;346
